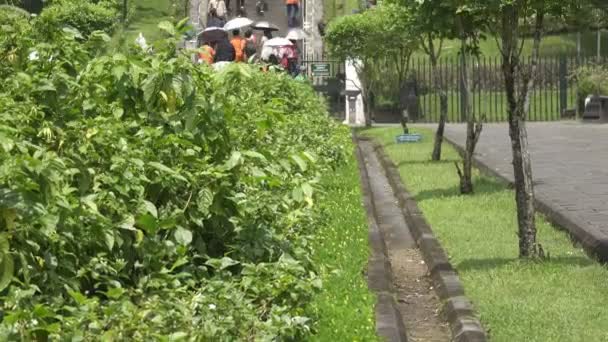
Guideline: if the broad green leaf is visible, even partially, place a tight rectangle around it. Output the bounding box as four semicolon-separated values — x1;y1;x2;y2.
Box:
68;289;87;306
174;227;192;246
0;233;9;253
243;151;267;161
225;151;242;170
149;162;188;182
106;287;125;299
170;257;189;271
0;132;14;153
291;155;307;172
119;215;136;230
158;21;176;36
302;151;317;163
0;251;13;292
169;332;188;341
112;107;124;119
136;214;158;234
143;200;158;218
302;183;313;198
104;231;115;250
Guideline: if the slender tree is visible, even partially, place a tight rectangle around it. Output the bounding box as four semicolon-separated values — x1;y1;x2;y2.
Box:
326;7;416;127
452;2;486;194
404;0;457;161
376;4;418;132
325;13;381;126
478;0;583;257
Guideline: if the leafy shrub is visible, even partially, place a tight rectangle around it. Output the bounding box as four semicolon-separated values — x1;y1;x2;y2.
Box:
573;64;608;98
0;20;351;340
36;0;117;37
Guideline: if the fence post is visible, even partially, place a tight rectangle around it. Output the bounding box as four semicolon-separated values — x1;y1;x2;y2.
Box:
559;55;568;117
459;56;467;122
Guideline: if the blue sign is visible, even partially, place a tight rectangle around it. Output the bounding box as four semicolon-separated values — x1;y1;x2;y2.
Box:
395;133;422;143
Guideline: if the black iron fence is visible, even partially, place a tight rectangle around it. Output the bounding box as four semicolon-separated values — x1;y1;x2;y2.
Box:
300;58;345;117
299;55;606;123
398;55;589;123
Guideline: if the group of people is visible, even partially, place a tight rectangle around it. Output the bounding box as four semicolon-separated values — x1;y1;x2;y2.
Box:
201;0;301;29
196;0;303;77
198;29;301;77
198;28;258;64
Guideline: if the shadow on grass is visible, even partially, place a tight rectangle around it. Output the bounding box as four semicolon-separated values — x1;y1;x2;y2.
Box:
396;159;459;167
415;177;506;202
457;255;594;272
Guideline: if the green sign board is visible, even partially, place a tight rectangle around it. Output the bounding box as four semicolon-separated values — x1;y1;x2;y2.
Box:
311;63;331;76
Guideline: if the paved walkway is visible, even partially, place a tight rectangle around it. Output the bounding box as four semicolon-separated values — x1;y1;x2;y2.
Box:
439;122;608;261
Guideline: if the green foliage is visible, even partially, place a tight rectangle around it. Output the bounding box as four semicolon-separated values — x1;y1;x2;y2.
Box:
0;19;356;340
36;0;118;37
573;64;608;98
308;154;378;341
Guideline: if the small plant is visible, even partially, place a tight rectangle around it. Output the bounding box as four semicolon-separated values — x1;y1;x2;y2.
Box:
572;64;608;99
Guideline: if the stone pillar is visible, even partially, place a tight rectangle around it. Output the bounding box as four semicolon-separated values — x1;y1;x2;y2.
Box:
189;0;208;31
344;59;365;126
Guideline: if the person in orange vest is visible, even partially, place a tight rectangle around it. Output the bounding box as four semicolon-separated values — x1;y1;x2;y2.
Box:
286;0;299;28
198;41;215;65
230;30;246;62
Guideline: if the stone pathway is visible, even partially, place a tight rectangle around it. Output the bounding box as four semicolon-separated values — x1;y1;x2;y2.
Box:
358;140;450;342
439;121;608;261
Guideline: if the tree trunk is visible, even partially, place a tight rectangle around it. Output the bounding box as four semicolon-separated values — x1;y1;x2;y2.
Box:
430;51;449;161
500;5;541;258
454;36;482;195
362;91;372;127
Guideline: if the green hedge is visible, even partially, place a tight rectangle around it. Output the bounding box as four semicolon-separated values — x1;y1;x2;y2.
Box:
0;20;355;340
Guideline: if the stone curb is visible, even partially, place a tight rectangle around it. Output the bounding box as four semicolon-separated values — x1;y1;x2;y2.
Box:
360;135;487;342
442;135;608;263
352;133;408;342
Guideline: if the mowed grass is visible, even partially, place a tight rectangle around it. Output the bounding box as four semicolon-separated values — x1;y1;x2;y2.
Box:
112;0;174;46
364;127;608;342
412;31;607;59
416;90;577;123
308;149;378;341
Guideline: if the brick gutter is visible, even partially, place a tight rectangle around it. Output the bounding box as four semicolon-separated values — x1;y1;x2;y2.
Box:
353;133;408;342
358;134;487;342
442;135;608;263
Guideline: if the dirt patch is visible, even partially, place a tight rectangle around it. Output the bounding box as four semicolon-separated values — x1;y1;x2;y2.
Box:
391;249;449;342
359;139;450;342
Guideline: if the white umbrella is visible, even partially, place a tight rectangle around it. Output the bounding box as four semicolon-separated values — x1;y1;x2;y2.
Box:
252;21;279;31
263;37;293;47
223;17;254;31
285;28;308;40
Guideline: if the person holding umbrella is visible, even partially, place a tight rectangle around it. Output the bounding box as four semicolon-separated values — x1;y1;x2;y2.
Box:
243;29;257;60
252;21;279;61
230;30;246;62
214;36;236;62
198;41;216;65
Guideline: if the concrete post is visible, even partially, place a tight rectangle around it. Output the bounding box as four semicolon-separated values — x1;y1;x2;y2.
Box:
344;59;365;126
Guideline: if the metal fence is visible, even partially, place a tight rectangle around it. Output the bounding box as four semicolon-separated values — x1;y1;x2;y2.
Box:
300;58;346;117
397;55;598;123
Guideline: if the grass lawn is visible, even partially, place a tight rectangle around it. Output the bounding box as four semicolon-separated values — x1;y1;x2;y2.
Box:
412;31;608;59
112;0;174;47
364;127;608;342
307;149;378;341
416;89;577;123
